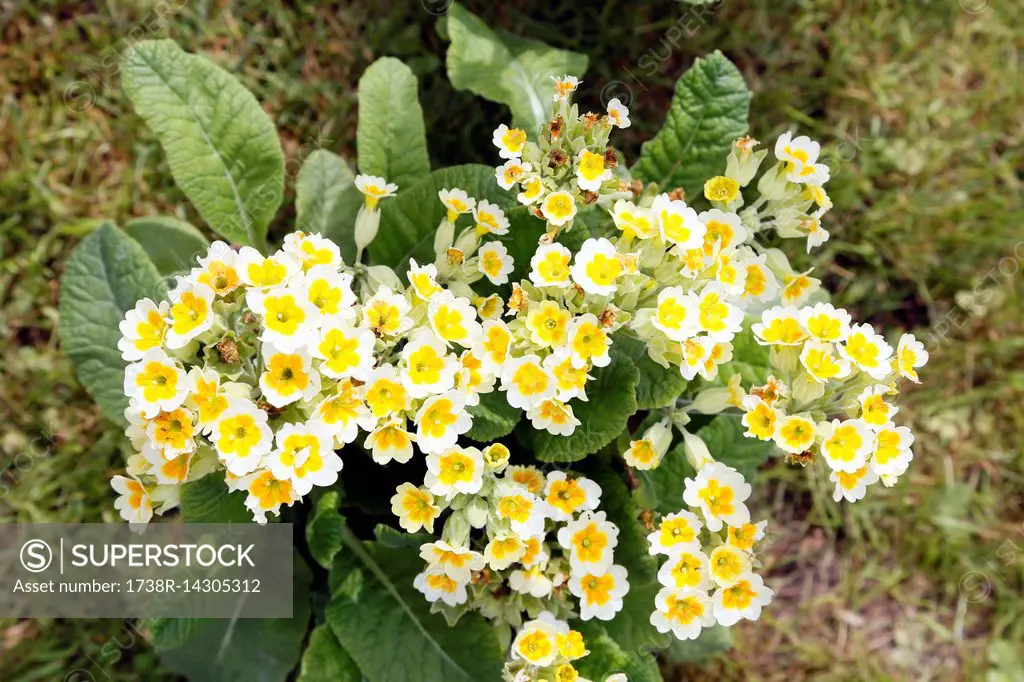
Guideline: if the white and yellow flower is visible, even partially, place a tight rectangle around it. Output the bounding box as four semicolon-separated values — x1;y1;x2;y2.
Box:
525;300;571;348
477;241;515;285
299;265;355;317
752;306;808;346
804;218;830;252
192;241;241;297
407;260;443;301
651;588;716;641
708;545;752;587
517;174;544;205
124;348;188;418
780;271;820;307
118;298;168;361
364;418;416;465
775;131;830;185
413;568;468;607
544;471;601;522
501;354;556;409
472;199;511;236
799;303;851;342
251;286;319;352
267;421;341;496
495;484;549;538
211;399;274;475
652;195;706;250
857;384;897;428
495;158;531;192
611;200;658;240
425;446;485;498
839;323;894;380
870;425;914;478
510;565;554;599
259;343;321;407
354;174;398;210
143;448;194;486
428;291;481;347
679;336;718;381
543;350;591;403
576;150;612;192
507;465;547;496
624;419;673;470
540;191;578;227
651;287;699;342
741;254;780;304
282;231;342;271
144;406;197;458
111;475;153;525
552;75;580;101
896;333;928;383
741;396;779;441
510;612;560;667
557;510;619;574
492;124;528;159
647;510;703;556
529;243;573;289
420;541;485;582
682;462;751;532
830;465;879;503
399;331;458;399
240;470;297;524
727;521;768;551
819;418;875;473
313;378;371;446
484;532;525;570
567;313;611;368
363;286;413;337
571;238;622;296
438;187;476;223
772;414;816;454
699;209;747;255
313;317;375;381
165;281;215;349
606;98;630;128
657;545;710;591
569;564;629;621
800;340;852;383
694;283;743;341
238;247;299;296
415;390;472;454
363;364;410;419
391;482;440;533
712;572;774;626
187;367;243;431
526;398;580;436
475;319;513;371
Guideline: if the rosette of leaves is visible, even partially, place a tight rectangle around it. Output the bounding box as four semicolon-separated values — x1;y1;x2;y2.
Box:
58;7;755;680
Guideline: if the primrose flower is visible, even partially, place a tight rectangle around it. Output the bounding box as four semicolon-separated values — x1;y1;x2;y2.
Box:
576;150;612;191
830;465;879;503
144;407;197;458
438;187;476;223
428;291;482;347
314;378;371;446
699;209;747;255
391;483;440;533
530;243;573;288
527;398;580;436
657;545;710;591
354;174;398;210
495;160;531;192
363;364;410;419
544;471;601;522
364;418;416;465
510;613;560;667
727;521;768;551
475;319;513;370
250;286;319;352
414;390;472;454
896;333;929;382
552;75;580;101
400;331;458;398
857;384;898;427
819;418;875;473
300;266;355;317
517;175;544;205
775;131;830;185
192;240;241;297
267;421;342;496
414;568;468;607
282;232;342;271
612;200;658;240
111;476;153;525
624;419;673;470
165;281;215;350
313;318;375;381
425;446;485;498
259;343;321;407
363;286;413;337
647;510;703;556
420;541;485;582
124;348;188;419
557;510;619;574
544;350;591;403
510;566;554;599
652;195;706;250
682;462;752;532
606;98;630;128
713;573;774;626
238;247;298;293
571;238;622;296
407;260;443;301
484;533;526;570
780;271;820;307
211;399;274;475
694;283;743;341
495;484;549;538
772;414;816;455
501;354;557;409
741;397;779;441
799;302;851;342
870;425;914;477
541;191;578;227
118;299;168;361
569;564;629;621
651;587;716;641
753;306;808;346
478;241;515;285
800;340;852;383
708;544;752;587
492;124;528;160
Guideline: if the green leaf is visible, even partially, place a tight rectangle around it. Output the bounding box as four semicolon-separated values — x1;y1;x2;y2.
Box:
122;39;284;250
613;333;688;410
180;472;251;523
574;622;663;682
59;222;166;427
357;57;431;190
445;2;588;135
147;617;211;651
326;526;504;682
697;415;774;481
122;216;209;276
633;443;695;516
158;555;311;682
663;625;732;663
369;164;519;273
466;391;521;442
632;51;751;198
718;325;771;387
306;490;344;568
531;352;639;463
297;625;362;682
295;150;363;263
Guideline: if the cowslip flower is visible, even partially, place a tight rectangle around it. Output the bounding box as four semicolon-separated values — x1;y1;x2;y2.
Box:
571;238;622;296
118;299;168;361
259;343;321;407
420;541;485;582
391;482;440;533
651;587;716;641
413;568;468;607
657;545;710;590
124;348;188;418
712;572;774;626
682;463;752;532
211;399;274;476
501;354;556;409
576;150;612;191
354;174;398;210
111;475;153;525
415;390;472;454
240;470;297;525
606;98;630;128
165;281;216;349
478;241;514;285
267;421;342;496
557;510;619;574
425;446;485;498
540;191;577;227
568;564;629;621
544;471;601;522
492;124;528;160
647;510;703;555
819;418;876;473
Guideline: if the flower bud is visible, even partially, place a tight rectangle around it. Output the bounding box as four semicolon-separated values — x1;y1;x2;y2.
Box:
483;443;511;473
726;141;768;187
434;217;456;256
354;206;382;252
363;264;403;292
443;510;472;546
682;429;716;471
465;497;490;529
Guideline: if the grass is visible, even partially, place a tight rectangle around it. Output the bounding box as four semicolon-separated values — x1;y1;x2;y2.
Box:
1;0;1021;679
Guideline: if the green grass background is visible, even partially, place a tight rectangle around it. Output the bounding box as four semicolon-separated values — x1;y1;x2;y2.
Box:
1;0;1021;679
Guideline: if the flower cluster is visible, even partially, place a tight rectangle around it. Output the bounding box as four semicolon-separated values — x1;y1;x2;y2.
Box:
505;611;624;682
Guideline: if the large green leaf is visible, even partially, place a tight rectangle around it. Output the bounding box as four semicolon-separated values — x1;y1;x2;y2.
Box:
157;555;311;682
297;625;362;682
574;623;662;682
465;391;521;442
59;222;166;427
122;39;284;250
633;443;695;516
295;150;363;264
613;333;688;410
180;472;251;523
663;625;732;663
306;490;344;568
445;2;588;135
326;526;504;682
696;415;774;481
530;352;639;463
123;216;209;276
368;164;519;273
632;52;751;198
356;57;431;190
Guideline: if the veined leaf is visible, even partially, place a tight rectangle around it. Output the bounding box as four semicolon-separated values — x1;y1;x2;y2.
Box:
357;57;431;190
297;625;361;682
326;525;504;682
613;333;688;410
445;2;588;135
306;490;344;568
59;222;166;427
633;52;751;198
295;149;363;263
466;391;521;442
122;39;284;250
180;472;250;523
696;415;774;481
123;216;209;276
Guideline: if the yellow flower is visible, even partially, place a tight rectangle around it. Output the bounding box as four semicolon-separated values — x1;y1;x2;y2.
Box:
704;176;740;203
